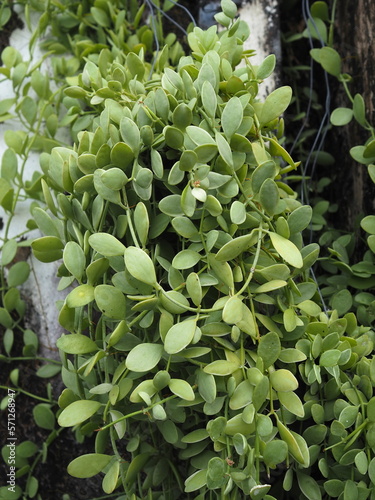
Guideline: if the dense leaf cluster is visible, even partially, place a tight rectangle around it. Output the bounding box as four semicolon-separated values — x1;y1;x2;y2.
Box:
1;0;375;499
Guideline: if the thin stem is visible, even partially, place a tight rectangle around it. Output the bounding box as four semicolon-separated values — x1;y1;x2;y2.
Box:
98;393;178;432
0;385;56;404
235;224;263;296
1;356;62;364
121;188;140;248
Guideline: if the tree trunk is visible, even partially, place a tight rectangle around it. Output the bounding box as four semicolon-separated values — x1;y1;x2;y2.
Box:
331;0;375;232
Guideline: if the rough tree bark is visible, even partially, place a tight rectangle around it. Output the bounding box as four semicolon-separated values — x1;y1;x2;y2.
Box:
331;0;375;232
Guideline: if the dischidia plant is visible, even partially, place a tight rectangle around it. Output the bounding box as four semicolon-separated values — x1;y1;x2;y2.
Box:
31;0;375;498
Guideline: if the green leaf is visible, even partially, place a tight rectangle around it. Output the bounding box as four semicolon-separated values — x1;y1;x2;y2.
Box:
1;239;17;266
94;285;126;320
179;150;197;172
186;272;202;307
1;149;17;183
181;183;196;217
184;469;207;493
110;142;134;169
353;93;366;126
278;391;304;417
221;0;237;18
331;289;352;315
63;241;85;281
102;460;120;494
125;343;163;372
222;96;243;140
197;369;216;404
207;456;226;488
120;117;141;154
31;236;64;263
310;46;341;76
257;54;276;79
320;349;341;367
88;233;126;257
36;363;61;378
270;369;298;392
288;205;313;233
66;284;95;308
129;380;156;403
254;280;287;293
259;86;292;127
222;296;243;324
252;161;277;194
269;232;303;268
67;454;113;478
17;441;38;458
364;139;375;159
164;319;197;354
172;250;201;270
58;400;102;427
7;262;29;287
124;246;157;286
150;148;164;178
229;380;253;410
323;480;344;498
277;418;309;467
230;200;246;224
125;453;152;485
339;405;358;428
204;360;240;376
258;331;281;369
369;457;375;484
355;451;368;475
296;471;322;500
259;178;279;215
330;107;353;126
278;348;307;363
263;440;288;467
169;378;195;401
101;168;128;190
33;403;55;430
368;397;375;422
186;125;216;146
57;334;98;354
182;428;209;443
201;81;217;119
237;303;257;338
134;202;149;247
215;232;258;261
164;125;184;149
173;102;193;128
90;7;110;27
215;132;233;168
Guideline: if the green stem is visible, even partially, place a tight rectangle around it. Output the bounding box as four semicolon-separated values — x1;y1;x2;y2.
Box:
328;0;338;47
0;385;56;404
109;426;128;493
158;286;223;314
235;223;263;296
121;188;140;248
324;418;368;451
98;393;178;432
0;356;62;364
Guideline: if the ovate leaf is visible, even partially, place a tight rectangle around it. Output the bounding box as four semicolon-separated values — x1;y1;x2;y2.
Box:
58;400;102;427
57;334;98;355
269;232;303;268
164;319;197;354
124;246;157;286
259;86;292;127
126;343;163;372
68;454;113;478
